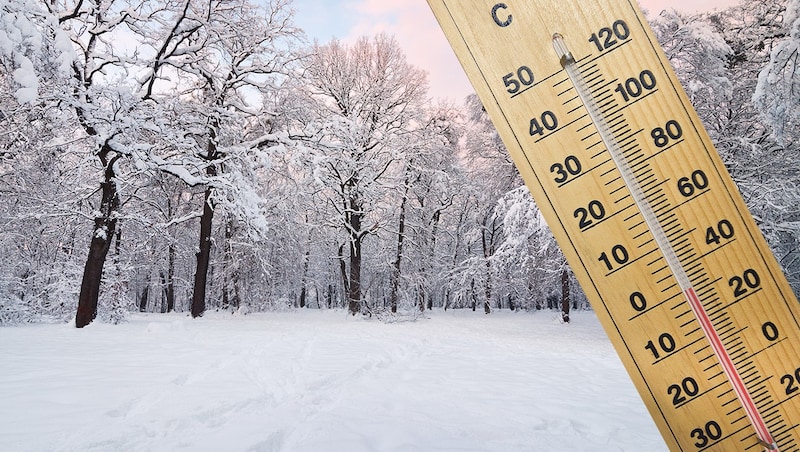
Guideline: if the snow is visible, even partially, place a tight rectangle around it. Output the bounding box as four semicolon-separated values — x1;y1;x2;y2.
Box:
1;1;42;104
0;310;666;451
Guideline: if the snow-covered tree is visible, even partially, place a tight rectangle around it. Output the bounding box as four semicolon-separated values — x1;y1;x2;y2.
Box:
395;103;463;313
753;0;800;141
291;34;428;315
37;0;302;324
491;186;585;317
11;0;800;323
0;0;84;324
40;0;228;327
1;0;74;104
453;94;524;313
151;0;302;317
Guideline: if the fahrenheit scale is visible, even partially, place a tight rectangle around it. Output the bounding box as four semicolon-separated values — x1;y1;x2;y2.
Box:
426;1;800;450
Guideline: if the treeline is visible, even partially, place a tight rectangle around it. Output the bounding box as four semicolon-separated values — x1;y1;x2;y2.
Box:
0;0;797;325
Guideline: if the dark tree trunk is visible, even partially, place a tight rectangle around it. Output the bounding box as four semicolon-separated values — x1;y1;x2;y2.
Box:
470;279;477;312
222;270;241;311
75;151;120;328
483;276;492;314
191;123;219;319
481;213;496;315
390;188;408;314
222;219;235;311
561;267;571;323
347;232;362;315
338;243;348;309
191;185;214;318
232;275;241;310
221;283;229;310
139;285;149;312
299;287;307;309
346;196;363;316
299;248;310;309
76;237;111;326
139;281;150;312
158;245;176;313
159;271;167;313
483;257;492;315
166;244;175;312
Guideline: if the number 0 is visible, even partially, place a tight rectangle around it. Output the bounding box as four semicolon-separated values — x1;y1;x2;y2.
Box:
763;322;779;341
630;292;647;312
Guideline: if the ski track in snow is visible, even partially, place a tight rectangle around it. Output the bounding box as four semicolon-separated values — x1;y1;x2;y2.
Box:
0;310;667;451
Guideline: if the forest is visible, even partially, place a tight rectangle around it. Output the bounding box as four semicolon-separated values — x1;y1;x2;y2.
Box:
0;0;798;326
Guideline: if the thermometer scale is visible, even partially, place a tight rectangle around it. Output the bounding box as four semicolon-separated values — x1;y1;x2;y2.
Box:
426;1;800;450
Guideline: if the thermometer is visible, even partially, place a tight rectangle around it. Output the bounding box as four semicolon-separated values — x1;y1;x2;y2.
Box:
426;1;800;450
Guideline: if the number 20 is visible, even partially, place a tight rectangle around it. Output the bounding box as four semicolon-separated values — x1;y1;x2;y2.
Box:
729;269;760;297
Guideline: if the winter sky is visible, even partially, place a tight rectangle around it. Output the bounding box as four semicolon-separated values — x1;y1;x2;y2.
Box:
290;0;741;100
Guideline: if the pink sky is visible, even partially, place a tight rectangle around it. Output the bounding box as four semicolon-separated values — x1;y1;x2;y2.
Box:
331;0;741;101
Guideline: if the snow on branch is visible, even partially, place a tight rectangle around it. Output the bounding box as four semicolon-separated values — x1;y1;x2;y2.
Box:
753;1;800;141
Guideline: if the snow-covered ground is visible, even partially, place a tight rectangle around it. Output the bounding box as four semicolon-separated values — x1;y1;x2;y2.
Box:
0;310;666;451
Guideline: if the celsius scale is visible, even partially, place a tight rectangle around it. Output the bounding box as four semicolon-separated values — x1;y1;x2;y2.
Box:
426;1;800;450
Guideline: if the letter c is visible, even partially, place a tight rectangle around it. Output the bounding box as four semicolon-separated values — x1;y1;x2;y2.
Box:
491;3;513;28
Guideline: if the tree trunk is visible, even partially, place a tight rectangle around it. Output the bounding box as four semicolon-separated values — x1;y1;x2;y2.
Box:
222;219;234;311
139;285;149;312
299;247;310;309
481;213;495;315
232;272;241;310
561;267;570;323
191;185;214;318
191;122;219;319
159;271;167;313
483;262;492;314
221;282;229;309
158;244;176;313
348;233;362;315
338;243;348;309
75;152;120;328
76;238;108;326
470;278;477;312
346;196;363;316
390;187;408;313
421;208;442;313
166;244;175;312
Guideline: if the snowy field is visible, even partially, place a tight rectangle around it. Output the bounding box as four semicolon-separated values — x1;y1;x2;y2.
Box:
0;310;666;451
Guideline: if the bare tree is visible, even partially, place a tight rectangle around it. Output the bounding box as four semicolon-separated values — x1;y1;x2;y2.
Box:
292;34;427;315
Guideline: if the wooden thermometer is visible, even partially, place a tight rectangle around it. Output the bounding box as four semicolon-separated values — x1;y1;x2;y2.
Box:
426;0;800;450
